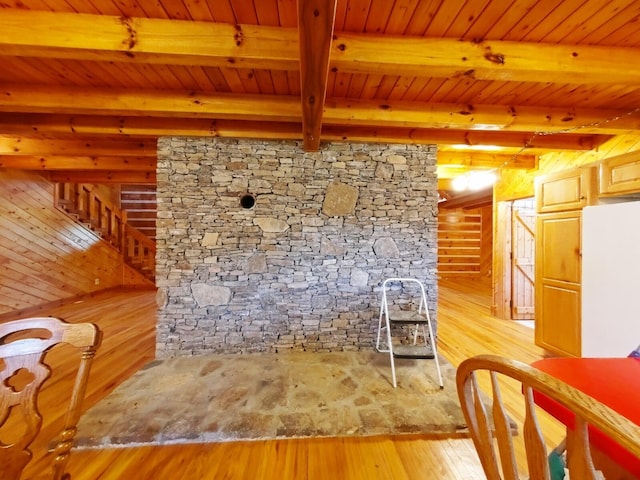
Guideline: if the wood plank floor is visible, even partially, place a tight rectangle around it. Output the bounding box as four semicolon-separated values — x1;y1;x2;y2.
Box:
9;278;563;479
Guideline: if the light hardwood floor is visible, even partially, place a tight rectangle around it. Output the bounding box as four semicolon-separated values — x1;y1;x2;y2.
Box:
12;278;562;479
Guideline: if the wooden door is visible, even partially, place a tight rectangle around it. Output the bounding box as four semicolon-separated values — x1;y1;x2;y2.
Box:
535;211;582;357
511;199;535;319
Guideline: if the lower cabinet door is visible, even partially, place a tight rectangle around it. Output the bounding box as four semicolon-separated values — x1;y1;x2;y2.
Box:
536;282;581;357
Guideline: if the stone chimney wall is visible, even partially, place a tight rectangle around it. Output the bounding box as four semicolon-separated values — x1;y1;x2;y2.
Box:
156;138;438;357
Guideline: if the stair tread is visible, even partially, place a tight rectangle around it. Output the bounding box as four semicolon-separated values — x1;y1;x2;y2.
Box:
392;344;435;359
387;310;430;324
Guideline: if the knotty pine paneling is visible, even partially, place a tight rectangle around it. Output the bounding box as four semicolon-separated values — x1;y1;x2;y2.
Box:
0;169;152;317
495;134;640;202
479;204;493;278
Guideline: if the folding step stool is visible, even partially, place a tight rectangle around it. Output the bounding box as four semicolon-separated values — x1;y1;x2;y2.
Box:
375;277;444;389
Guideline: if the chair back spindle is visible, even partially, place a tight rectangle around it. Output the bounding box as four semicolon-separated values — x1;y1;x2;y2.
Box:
456;355;640;480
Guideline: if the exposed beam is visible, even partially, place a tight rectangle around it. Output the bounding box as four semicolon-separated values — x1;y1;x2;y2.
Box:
45;171;156;184
437;151;536;169
0;84;300;122
0;9;299;70
2;9;640;85
324;98;640;134
0;155;155;170
0;135;157;156
0;113;611;152
0;114;303;139
321;125;608;151
1;85;637;134
332;33;640;85
439;189;494;210
437;165;484;179
297;0;337;151
437;178;456;190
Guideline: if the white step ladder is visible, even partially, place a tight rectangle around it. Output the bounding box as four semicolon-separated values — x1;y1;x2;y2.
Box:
375;278;444;389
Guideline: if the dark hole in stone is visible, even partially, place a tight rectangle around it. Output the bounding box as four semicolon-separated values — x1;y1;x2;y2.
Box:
240;194;256;209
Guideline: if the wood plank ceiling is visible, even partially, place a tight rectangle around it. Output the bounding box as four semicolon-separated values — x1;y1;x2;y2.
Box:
0;0;639;190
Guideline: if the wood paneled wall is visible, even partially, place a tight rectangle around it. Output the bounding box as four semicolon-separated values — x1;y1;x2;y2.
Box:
479;204;493;278
438;206;492;277
0;169;152;317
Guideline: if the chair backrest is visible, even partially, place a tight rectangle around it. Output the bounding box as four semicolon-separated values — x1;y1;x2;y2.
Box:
0;317;101;480
456;354;640;480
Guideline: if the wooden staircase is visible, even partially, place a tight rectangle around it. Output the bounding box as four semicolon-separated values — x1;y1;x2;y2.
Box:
54;182;156;282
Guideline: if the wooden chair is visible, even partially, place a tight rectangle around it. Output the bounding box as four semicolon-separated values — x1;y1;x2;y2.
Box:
0;317;101;480
456;354;640;480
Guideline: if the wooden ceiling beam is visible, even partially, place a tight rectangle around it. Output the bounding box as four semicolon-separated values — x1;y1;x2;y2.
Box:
332;33;640;85
437;151;536;169
45;171;156;184
0;135;157;156
0;84;300;122
321;125;609;151
0;113;610;151
438;178;456;190
437;165;483;180
438;189;494;210
438;188;493;210
1;85;637;135
0;9;299;70
297;0;337;151
2;9;640;85
0;114;301;139
324;98;640;135
0;155;155;170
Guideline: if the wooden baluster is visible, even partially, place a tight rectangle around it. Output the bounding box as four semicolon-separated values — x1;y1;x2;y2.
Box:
566;418;599;480
460;372;502;479
95;197;103;236
54;182;62;207
104;206;113;242
490;372;519;480
112;213;122;250
522;385;550;480
127;229;136;262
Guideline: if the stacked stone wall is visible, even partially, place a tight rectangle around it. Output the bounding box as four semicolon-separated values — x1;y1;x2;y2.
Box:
156;138;438;357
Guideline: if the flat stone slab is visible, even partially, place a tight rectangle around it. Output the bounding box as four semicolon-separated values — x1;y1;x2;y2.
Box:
75;351;475;448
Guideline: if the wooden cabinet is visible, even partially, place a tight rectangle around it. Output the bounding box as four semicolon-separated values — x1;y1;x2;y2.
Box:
535;166;596;213
534;166;594;357
599;150;640;197
535;212;582;357
534;154;640;357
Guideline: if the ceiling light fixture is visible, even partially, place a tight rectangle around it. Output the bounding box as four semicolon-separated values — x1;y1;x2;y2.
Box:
451;170;497;192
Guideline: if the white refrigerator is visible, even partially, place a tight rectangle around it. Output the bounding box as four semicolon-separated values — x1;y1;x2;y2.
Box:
582;200;640;357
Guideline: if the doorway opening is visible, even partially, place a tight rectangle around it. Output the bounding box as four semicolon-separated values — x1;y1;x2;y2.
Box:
494;197;535;322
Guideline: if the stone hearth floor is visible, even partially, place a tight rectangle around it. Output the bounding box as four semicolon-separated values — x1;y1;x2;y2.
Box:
75;350;468;448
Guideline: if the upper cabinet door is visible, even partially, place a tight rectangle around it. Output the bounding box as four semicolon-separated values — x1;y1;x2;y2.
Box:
535;166;596;213
599;151;640;197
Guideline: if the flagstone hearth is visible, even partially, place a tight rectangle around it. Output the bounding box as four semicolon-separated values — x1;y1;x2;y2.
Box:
75;351;473;448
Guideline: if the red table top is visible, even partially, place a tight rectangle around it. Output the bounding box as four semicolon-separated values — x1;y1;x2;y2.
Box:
531;358;640;476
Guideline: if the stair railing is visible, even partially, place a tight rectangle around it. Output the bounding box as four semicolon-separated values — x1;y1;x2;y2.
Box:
123;223;156;279
54;182;155;282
